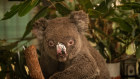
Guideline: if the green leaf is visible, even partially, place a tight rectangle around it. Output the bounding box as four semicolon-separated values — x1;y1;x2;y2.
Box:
95;0;114;13
18;0;40;17
55;3;71;16
137;14;140;28
0;41;18;50
1;3;22;20
95;1;107;13
113;36;125;44
88;9;102;18
99;39;112;62
103;8;115;18
93;26;108;37
136;45;140;59
77;0;93;11
96;42;107;59
90;0;104;5
50;0;64;2
118;2;140;10
32;7;49;21
110;18;132;32
126;42;136;55
17;52;28;78
22;7;48;39
14;53;27;79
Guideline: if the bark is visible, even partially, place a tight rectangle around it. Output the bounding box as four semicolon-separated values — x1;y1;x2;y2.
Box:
24;45;44;79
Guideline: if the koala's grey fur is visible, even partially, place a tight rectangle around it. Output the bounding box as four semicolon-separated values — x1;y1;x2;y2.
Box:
32;10;110;79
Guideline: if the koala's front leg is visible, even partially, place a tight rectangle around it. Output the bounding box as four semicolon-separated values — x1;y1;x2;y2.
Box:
49;62;100;79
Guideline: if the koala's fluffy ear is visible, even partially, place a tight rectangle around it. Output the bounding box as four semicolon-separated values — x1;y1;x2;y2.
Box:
32;18;47;39
69;10;89;32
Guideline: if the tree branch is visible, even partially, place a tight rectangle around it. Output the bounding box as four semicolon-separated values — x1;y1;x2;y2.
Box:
24;45;44;79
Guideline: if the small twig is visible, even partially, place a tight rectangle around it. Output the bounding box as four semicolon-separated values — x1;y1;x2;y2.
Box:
22;46;26;50
48;0;56;9
113;53;134;63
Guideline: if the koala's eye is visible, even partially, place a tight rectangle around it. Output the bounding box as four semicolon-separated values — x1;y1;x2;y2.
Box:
68;40;74;46
48;40;54;47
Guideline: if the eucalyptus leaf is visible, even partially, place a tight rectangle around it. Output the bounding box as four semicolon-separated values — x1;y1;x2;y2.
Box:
90;0;104;5
126;43;136;55
1;3;22;20
0;41;18;50
113;36;125;44
118;2;140;10
93;26;108;37
137;14;140;28
77;0;93;11
18;52;28;78
22;7;48;39
50;0;64;2
103;8;115;18
64;0;76;10
88;9;102;18
95;0;109;13
136;45;140;59
96;42;107;58
55;3;71;16
110;18;132;32
13;53;28;79
18;0;40;17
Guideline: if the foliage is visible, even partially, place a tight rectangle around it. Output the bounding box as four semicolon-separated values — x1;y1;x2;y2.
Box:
90;1;140;62
1;0;140;78
0;38;33;79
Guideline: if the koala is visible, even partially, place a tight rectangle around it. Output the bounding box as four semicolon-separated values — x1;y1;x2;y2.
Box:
32;10;110;79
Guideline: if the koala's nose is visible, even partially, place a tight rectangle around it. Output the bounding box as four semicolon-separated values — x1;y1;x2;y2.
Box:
56;42;67;55
61;50;65;54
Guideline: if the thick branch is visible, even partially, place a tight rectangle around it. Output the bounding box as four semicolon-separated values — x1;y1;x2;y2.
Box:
24;45;44;79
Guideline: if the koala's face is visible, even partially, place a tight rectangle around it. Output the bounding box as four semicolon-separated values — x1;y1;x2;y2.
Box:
32;10;89;62
42;18;82;62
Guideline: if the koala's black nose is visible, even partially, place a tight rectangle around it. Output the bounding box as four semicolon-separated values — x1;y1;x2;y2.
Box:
61;50;65;55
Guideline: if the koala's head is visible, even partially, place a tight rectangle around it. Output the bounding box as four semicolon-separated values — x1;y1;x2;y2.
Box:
32;10;89;62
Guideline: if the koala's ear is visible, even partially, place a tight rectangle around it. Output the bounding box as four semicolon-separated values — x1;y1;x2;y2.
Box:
69;10;89;32
32;18;47;39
